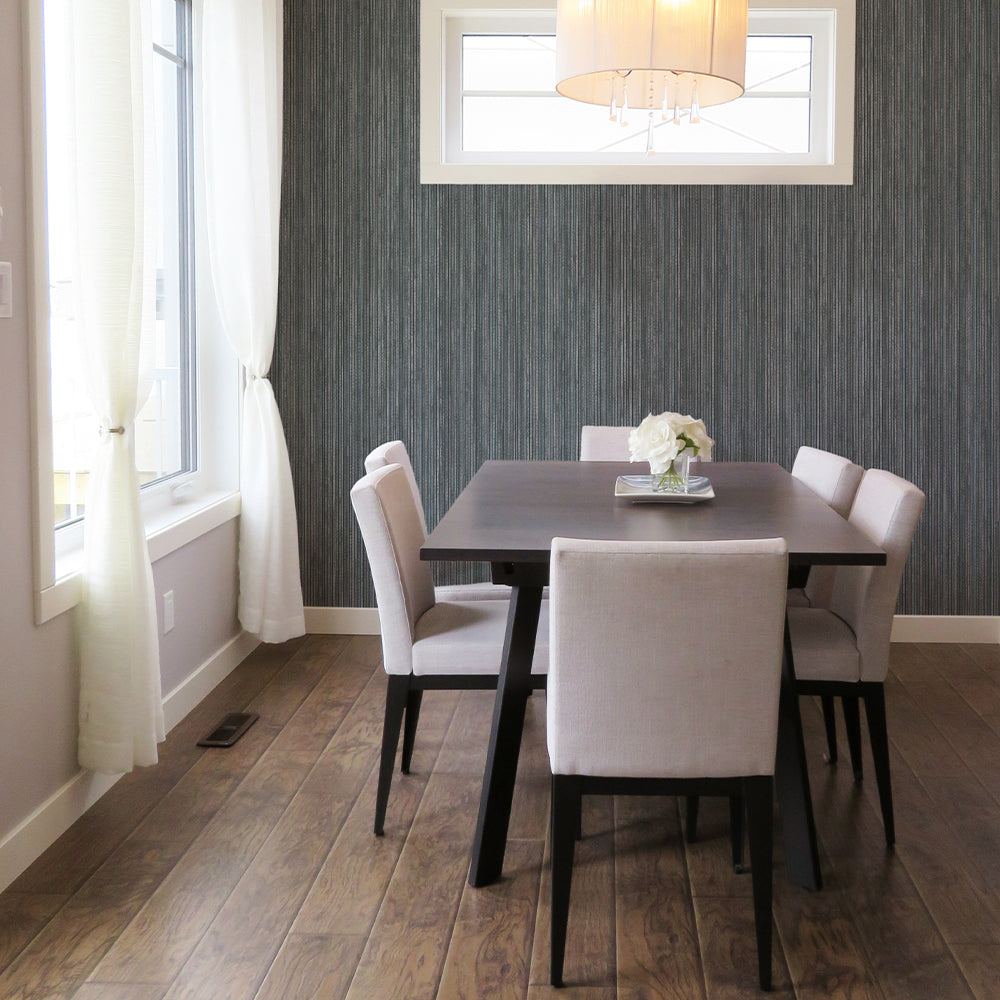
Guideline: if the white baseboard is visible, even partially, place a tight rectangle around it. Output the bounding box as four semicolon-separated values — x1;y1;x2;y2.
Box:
304;606;380;635
890;615;1000;644
6;610;991;892
161;630;259;731
307;606;1000;646
0;629;259;894
0;770;123;896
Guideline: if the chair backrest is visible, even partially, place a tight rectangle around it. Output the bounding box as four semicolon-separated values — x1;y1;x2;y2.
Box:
547;537;788;780
791;446;864;607
364;440;428;537
579;425;633;461
791;446;863;518
350;464;436;675
829;469;925;682
580;424;713;463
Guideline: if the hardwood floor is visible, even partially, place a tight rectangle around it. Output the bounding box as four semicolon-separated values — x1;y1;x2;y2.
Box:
2;635;998;999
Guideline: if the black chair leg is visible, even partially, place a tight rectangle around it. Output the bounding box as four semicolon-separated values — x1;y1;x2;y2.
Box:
842;695;863;781
863;685;895;847
745;776;774;991
401;689;423;774
821;694;838;763
730;795;745;873
550;774;581;988
374;675;409;836
685;795;700;843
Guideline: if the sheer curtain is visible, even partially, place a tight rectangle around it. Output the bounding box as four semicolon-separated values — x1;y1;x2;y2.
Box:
200;0;306;643
70;0;164;772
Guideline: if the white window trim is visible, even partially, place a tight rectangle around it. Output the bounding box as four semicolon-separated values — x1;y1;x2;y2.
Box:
24;0;242;626
421;0;856;185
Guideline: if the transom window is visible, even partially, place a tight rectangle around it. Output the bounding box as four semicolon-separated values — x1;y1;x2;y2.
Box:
461;33;814;156
421;1;855;184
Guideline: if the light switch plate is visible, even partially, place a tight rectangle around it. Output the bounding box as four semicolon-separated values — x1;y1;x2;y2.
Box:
0;262;11;318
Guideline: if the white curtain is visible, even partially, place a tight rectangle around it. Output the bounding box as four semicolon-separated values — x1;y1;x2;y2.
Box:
69;0;165;772
200;0;306;643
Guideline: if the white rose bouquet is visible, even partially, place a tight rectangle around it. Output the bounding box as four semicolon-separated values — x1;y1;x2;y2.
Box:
628;411;714;491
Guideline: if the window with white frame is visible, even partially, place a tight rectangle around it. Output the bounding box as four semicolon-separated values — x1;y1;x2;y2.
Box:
29;0;241;619
421;0;855;184
44;0;196;530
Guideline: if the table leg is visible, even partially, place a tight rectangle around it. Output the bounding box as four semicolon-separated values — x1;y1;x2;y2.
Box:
468;583;543;887
775;620;823;891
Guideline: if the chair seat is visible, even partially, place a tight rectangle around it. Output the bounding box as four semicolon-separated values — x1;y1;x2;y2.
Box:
787;608;860;682
435;582;512;601
786;587;810;608
436;582;549;602
413;600;549;676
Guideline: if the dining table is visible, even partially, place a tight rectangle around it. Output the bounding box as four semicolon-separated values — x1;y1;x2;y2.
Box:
421;460;887;891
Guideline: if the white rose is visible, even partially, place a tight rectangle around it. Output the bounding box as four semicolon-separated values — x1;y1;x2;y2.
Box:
628;413;680;475
671;414;714;459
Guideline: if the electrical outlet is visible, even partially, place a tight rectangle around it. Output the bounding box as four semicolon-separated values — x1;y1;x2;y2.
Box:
163;590;175;633
0;262;12;319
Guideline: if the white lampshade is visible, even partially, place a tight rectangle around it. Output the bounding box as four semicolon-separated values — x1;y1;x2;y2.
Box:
556;0;748;112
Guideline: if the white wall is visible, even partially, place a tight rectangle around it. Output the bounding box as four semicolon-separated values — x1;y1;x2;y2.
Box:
0;0;245;888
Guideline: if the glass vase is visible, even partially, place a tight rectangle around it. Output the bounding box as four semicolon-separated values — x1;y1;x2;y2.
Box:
653;451;692;493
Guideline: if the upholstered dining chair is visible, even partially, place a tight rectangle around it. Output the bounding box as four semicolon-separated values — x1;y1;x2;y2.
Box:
788;445;864;608
546;536;788;991
578;425;634;461
364;440;512;602
351;463;548;835
789;446;865;769
580;424;713;464
787;469;925;847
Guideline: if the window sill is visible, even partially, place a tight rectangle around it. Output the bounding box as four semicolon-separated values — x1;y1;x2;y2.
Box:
420;161;854;186
34;490;242;625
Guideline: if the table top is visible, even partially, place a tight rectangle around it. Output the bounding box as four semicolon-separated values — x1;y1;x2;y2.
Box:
421;461;887;567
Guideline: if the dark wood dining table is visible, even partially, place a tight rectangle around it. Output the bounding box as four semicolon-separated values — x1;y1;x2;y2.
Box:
421;461;887;891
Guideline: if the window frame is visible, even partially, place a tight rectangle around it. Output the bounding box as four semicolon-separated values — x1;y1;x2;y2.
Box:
420;0;856;185
50;0;198;553
25;0;242;624
152;0;199;498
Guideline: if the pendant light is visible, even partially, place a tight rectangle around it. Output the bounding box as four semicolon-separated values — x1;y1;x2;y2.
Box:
555;0;749;154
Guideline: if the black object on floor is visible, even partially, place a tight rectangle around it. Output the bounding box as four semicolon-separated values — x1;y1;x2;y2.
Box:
197;712;259;748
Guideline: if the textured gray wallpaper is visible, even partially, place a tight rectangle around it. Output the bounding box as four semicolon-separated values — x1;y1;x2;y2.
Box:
273;0;999;614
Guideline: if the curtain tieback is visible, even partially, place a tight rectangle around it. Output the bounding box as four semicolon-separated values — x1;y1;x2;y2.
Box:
101;425;126;436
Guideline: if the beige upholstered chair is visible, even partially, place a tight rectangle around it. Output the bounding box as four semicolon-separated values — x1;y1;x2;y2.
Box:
788;469;925;846
789;445;864;608
789;446;865;768
578;425;634;461
364;441;511;601
579;424;713;465
546;536;788;991
351;464;548;835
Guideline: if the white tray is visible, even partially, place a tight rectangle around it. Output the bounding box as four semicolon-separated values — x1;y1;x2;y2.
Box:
615;474;715;504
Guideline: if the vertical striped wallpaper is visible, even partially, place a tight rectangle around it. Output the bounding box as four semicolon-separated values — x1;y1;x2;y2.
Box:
274;0;999;614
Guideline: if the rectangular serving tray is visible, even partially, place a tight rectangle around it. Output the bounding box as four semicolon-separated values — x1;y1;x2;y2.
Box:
615;474;715;504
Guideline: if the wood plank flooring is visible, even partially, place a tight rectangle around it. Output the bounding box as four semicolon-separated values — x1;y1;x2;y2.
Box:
2;636;999;999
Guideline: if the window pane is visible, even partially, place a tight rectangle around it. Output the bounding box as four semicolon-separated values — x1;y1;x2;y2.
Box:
701;98;811;154
44;0;193;527
140;43;185;485
464;97;611;152
463;93;811;155
463;35;556;92
460;33;813;157
151;0;177;53
745;36;812;92
44;1;91;523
